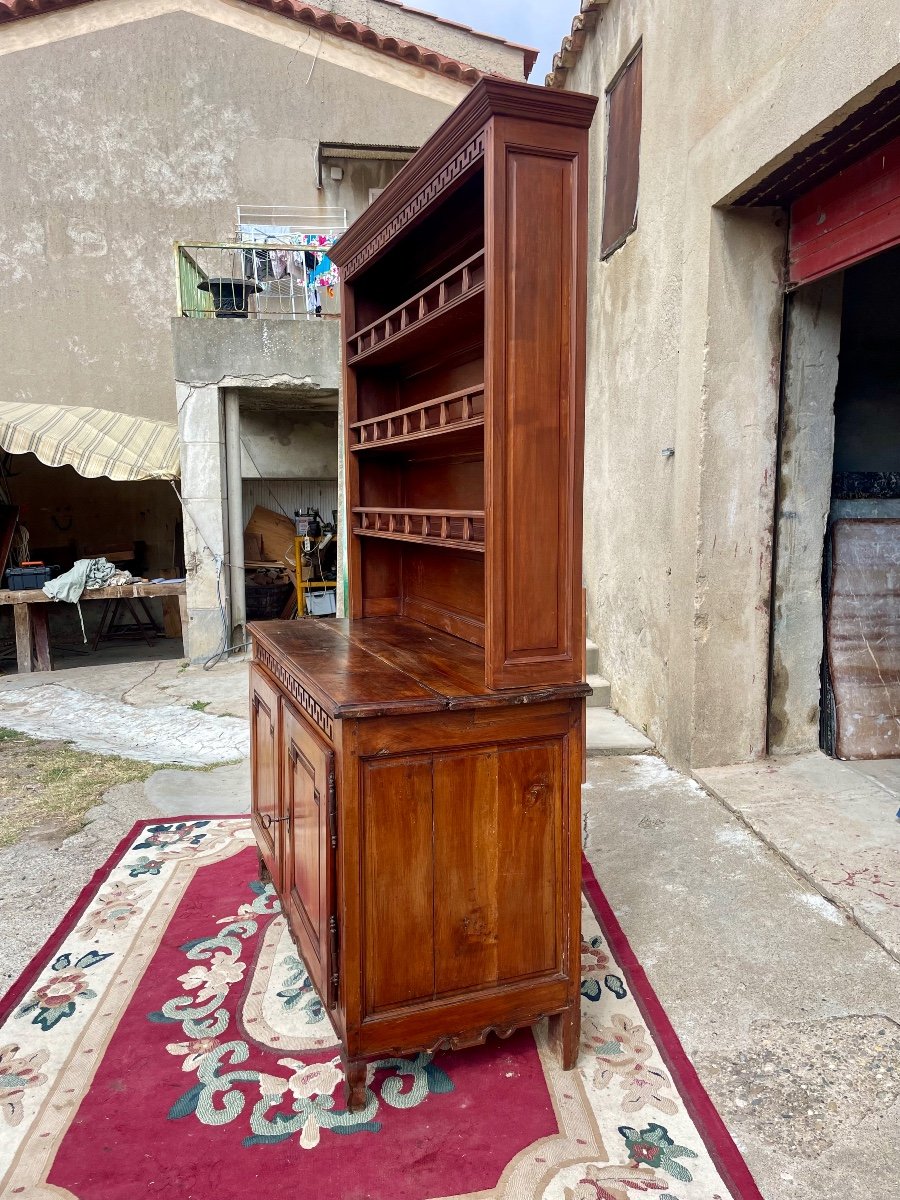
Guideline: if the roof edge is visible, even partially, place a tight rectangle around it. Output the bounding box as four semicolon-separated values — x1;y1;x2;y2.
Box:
0;0;523;85
376;0;538;78
546;0;607;90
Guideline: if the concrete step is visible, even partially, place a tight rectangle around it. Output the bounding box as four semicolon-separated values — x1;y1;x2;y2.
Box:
585;707;653;757
585;638;600;676
585;674;611;707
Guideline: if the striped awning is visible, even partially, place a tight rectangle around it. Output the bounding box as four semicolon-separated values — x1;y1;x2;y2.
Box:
0;403;180;481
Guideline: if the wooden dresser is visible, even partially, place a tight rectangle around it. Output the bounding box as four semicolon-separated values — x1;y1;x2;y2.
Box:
249;77;597;1110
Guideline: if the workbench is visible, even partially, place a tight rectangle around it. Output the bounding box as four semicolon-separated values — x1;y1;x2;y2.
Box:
0;582;188;673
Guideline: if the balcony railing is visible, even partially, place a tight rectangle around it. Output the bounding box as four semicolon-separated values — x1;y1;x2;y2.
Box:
175;241;340;320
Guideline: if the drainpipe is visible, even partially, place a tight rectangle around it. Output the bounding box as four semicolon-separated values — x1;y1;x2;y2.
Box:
223;389;246;648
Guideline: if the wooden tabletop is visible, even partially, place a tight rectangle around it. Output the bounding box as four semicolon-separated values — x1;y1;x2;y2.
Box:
0;581;187;604
250;616;589;719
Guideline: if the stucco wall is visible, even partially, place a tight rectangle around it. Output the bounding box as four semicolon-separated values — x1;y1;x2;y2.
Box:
0;2;467;423
566;0;900;768
239;410;339;480
171;315;342;393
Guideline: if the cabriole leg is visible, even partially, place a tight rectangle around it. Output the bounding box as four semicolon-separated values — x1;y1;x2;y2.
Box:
343;1057;368;1112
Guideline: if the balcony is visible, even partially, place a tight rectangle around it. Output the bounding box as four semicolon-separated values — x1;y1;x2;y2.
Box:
176;241;341;321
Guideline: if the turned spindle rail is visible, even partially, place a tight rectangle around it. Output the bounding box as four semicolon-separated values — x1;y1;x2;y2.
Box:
350;386;485;452
352;507;485;551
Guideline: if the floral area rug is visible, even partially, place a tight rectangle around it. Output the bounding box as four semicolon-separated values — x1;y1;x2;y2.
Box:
0;817;763;1200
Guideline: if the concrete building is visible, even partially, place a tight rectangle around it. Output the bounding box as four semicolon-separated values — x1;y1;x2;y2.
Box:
0;0;533;660
549;0;900;771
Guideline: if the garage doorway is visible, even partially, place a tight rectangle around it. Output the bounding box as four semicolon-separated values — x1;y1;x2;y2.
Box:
770;245;900;760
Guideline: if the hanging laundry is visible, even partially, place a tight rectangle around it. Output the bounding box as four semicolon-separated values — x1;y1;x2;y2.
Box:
268;250;289;280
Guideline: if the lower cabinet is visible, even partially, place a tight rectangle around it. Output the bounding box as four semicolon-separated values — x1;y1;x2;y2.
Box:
250;659;583;1111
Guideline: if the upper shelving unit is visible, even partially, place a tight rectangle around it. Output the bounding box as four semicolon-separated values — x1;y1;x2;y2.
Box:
346;250;484;367
350;386;485;455
330;79;596;682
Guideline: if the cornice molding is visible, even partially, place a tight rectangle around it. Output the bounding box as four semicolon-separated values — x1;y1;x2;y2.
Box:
331;79;599;276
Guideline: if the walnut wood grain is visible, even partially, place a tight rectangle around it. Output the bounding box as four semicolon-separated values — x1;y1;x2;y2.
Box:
283;703;336;1006
250;618;589;717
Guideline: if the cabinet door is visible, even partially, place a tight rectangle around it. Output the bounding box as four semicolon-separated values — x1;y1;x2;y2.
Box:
283;703;336;1006
250;666;282;887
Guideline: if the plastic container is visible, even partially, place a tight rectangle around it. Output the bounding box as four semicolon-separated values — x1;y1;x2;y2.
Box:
5;565;61;590
306;589;337;617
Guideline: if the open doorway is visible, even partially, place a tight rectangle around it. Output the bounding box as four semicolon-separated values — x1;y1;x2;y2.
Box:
821;247;900;758
769;245;900;760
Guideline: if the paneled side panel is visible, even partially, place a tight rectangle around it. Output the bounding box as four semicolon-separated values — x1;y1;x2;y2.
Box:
433;749;499;994
504;152;568;656
486;117;587;689
282;704;335;1006
496;739;562;980
362;756;434;1012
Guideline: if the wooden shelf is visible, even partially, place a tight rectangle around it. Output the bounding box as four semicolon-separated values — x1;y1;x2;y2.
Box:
350;386;485;454
347;251;484;367
352;507;485;552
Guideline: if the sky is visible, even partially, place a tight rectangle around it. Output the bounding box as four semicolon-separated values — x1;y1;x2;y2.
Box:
418;0;575;81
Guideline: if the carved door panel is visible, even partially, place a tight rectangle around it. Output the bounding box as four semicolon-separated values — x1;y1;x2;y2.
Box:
283;703;336;1006
250;665;282;887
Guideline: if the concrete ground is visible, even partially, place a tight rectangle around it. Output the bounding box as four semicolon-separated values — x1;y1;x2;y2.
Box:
0;655;251;993
0;654;898;1197
696;753;900;962
0;655;250;764
585;755;900;1200
0;652;250;718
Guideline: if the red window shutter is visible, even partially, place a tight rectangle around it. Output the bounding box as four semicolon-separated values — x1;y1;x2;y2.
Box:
601;47;642;258
789;136;900;285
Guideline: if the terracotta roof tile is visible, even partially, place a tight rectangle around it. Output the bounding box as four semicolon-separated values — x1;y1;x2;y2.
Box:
376;0;538;77
0;0;523;83
546;0;606;90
